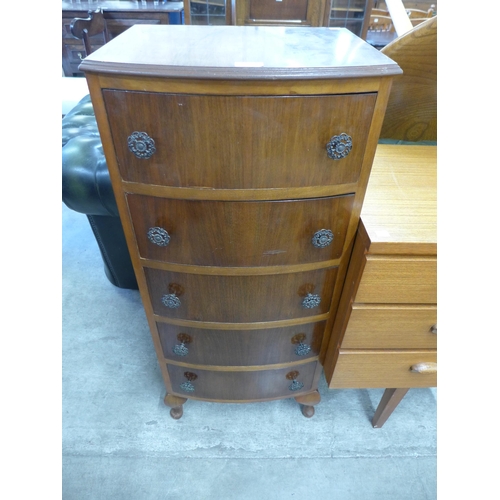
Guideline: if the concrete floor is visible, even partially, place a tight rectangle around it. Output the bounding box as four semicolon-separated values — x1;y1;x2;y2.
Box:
62;203;437;499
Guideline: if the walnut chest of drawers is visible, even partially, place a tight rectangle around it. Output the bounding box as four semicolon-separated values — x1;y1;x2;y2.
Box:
323;144;437;426
80;25;401;419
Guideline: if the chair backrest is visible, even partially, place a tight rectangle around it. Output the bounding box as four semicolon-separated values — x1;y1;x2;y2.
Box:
70;8;110;57
379;15;437;142
368;14;395;33
405;6;436;27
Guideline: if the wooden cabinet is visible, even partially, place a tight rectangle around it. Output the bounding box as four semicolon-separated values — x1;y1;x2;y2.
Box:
62;1;184;77
80;25;400;418
324;0;373;37
323;144;437;426
233;0;327;26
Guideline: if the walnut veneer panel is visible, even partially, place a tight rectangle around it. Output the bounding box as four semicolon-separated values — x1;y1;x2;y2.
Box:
104;91;376;189
342;306;437;349
355;256;437;304
167;361;318;400
127;195;354;267
330;351;437;388
159;322;325;366
144;267;338;323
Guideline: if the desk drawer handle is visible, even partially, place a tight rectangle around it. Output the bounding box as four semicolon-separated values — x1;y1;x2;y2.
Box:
430;324;437;334
148;227;170;247
312;229;334;248
286;370;304;391
410;362;437;374
326;133;352;160
128;131;156;159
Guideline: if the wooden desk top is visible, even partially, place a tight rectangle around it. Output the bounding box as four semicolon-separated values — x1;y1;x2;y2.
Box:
360;144;437;255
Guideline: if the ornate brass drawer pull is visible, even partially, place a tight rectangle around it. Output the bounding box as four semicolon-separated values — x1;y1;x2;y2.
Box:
161;283;184;309
286;370;304;391
326;133;352;160
180;371;197;393
291;333;311;356
302;293;321;309
312;229;334;248
410;362;437;374
148;227;170;247
173;333;192;357
127;131;156;159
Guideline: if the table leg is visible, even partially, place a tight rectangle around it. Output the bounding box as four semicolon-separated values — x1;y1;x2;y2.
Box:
372;388;409;428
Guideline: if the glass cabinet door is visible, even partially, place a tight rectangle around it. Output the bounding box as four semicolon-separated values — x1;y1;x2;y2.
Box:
186;0;228;25
326;0;371;37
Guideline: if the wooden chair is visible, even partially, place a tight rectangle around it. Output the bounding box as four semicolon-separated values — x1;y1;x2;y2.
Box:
378;15;437;142
405;5;436;27
70;8;110;57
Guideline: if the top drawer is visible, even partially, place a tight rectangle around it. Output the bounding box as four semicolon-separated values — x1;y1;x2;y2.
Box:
103;90;377;189
355;256;437;304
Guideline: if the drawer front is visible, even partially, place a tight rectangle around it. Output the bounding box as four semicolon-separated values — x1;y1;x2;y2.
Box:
103;90;377;189
144;267;338;323
329;350;437;388
342;306;437;349
127;195;354;267
355;256;437;304
159;321;325;366
167;361;318;401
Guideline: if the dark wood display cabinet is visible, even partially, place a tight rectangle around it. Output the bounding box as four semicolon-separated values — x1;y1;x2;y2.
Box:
79;24;400;419
62;1;184;76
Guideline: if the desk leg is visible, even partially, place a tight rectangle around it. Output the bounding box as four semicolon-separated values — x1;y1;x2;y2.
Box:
372;388;409;428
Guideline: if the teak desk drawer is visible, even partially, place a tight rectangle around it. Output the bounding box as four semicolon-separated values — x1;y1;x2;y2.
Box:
167;361;318;401
144;267;338;323
355;256;437;304
127;194;354;267
330;350;437;388
342;306;437;349
103;90;377;189
159;322;325;366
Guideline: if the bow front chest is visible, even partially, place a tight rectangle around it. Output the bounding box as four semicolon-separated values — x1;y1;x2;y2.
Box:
80;25;401;418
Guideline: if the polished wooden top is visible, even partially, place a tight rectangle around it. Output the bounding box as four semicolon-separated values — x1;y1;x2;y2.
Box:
80;25;402;79
62;1;184;12
360;144;437;255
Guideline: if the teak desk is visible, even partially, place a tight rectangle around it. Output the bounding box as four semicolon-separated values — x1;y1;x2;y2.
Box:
323;144;437;427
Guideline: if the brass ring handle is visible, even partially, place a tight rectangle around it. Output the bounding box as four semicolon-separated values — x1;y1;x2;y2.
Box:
410;362;437;374
430;324;437;334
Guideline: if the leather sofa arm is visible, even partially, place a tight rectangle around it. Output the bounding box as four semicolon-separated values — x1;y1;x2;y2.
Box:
62;95;119;217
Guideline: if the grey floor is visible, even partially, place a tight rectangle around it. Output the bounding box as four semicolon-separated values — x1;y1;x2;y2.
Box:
62;203;437;499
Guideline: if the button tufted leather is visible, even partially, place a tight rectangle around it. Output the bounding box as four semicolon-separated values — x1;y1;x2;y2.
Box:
62;95;118;217
62;94;137;289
